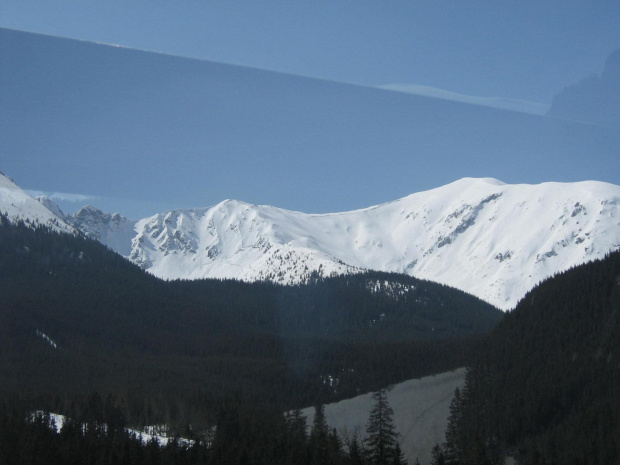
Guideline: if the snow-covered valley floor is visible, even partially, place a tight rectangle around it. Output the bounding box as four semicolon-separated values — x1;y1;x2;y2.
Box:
302;368;466;465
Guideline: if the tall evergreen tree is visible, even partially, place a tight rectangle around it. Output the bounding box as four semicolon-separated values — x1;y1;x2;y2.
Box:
310;404;330;465
443;387;464;463
364;388;405;465
285;409;309;464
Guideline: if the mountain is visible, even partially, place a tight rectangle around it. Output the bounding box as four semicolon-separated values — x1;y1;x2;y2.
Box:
68;177;620;311
548;48;620;127
63;205;137;256
441;250;620;464
2;172;618;310
0;212;500;426
0;172;73;234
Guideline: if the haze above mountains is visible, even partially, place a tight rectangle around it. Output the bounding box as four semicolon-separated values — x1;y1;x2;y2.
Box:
1;28;619;220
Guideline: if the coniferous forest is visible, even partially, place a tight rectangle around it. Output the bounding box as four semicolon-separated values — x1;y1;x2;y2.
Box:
435;250;620;465
0;215;502;463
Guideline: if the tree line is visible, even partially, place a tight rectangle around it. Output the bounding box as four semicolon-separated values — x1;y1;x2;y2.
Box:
0;386;413;465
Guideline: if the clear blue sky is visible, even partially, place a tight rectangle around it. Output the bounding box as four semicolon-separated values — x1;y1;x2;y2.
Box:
1;1;619;218
2;0;619;103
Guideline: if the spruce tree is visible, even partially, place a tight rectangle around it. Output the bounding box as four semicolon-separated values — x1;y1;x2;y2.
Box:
364;388;405;465
310;404;330;465
443;387;464;463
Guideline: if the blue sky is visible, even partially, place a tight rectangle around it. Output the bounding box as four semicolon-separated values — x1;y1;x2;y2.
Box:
3;1;619;103
1;1;619;218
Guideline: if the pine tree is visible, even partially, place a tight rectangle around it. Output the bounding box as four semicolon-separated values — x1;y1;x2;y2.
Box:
345;431;366;465
310;404;330;465
364;388;405;465
285;409;309;464
443;387;464;463
393;442;407;465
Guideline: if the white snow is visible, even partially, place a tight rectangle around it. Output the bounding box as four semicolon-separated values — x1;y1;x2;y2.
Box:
119;178;620;310
65;205;138;256
302;368;466;465
29;412;193;446
0;172;74;234
3;173;619;311
36;330;58;349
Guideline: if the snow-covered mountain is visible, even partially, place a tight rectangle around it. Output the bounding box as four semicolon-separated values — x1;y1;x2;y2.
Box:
67;177;620;311
2;173;619;310
0;172;74;234
63;205;137;256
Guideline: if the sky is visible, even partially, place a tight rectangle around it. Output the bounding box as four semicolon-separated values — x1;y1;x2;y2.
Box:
2;1;620;103
1;1;619;218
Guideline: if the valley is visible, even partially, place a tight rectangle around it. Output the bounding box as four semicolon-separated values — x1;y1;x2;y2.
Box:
1;19;619;464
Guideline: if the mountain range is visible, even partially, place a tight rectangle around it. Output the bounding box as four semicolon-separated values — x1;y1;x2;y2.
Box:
2;172;619;310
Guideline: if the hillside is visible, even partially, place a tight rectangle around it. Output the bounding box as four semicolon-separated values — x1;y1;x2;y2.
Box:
0;171;73;234
440;250;620;464
0;215;501;431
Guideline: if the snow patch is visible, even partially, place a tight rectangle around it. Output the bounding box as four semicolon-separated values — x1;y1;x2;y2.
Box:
36;330;58;349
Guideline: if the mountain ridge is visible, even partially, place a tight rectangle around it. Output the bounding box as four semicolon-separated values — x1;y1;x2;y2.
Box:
0;172;74;234
4;174;615;311
129;177;620;310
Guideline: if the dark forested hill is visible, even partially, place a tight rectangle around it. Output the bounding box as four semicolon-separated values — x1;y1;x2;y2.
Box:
0;216;502;433
441;250;620;465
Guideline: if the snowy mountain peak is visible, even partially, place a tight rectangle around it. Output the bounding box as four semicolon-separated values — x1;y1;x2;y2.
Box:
0;173;74;234
35;196;65;218
3;174;619;311
101;178;620;310
63;206;137;257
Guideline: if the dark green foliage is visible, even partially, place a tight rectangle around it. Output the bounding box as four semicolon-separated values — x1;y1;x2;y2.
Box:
430;444;447;465
343;429;366;465
0;215;503;461
0;400;350;465
0;216;500;428
309;404;330;464
364;388;406;465
443;250;620;464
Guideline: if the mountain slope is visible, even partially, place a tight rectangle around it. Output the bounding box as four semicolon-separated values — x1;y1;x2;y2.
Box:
444;250;620;464
0;214;500;427
89;178;619;310
64;205;137;256
303;368;466;465
0;172;73;234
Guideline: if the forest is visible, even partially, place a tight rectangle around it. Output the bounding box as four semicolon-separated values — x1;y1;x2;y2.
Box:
434;250;620;464
0;215;502;462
